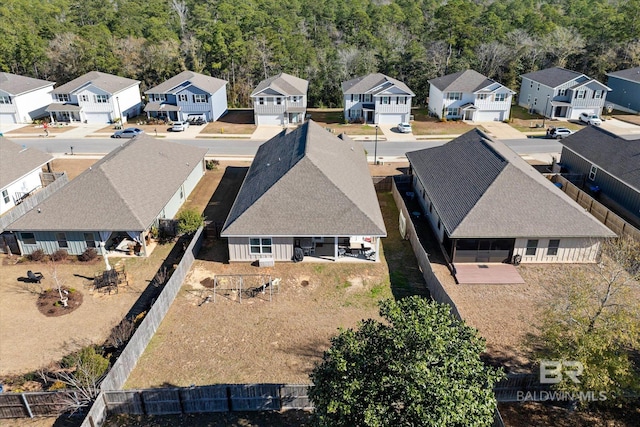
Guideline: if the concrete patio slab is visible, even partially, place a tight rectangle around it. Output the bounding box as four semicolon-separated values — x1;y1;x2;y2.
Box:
454;263;525;285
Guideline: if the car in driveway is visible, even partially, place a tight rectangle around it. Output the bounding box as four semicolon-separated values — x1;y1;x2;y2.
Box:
397;122;412;133
111;128;144;138
547;127;574;139
579;112;602;126
171;120;190;132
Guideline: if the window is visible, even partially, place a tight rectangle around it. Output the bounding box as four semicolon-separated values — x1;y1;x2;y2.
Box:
576;90;586;99
537;83;540;91
22;233;36;245
84;233;96;248
446;92;462;100
79;94;89;102
178;94;188;102
446;107;458;116
250;238;272;254
56;232;68;248
364;94;372;102
558;89;567;96
593;90;602;99
95;94;109;103
534;97;537;106
530;81;533;88
258;97;265;105
2;189;8;203
526;239;538;256
154;94;167;102
495;93;506;102
57;94;70;102
548;239;560;256
397;96;406;104
290;96;299;103
276;97;282;105
194;94;207;103
381;96;389;104
0;95;12;104
477;94;488;100
589;165;597;181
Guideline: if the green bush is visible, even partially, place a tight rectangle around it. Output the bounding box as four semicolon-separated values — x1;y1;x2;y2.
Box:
176;209;204;234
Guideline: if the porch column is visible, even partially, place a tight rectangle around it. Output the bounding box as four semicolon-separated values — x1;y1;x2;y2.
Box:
375;237;381;262
334;236;338;261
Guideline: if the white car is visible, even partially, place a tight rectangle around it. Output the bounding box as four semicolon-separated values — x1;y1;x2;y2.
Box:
397;122;412;133
579;113;602;126
548;127;574;139
171;121;190;132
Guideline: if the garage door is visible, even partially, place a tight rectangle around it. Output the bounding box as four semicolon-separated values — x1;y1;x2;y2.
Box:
257;114;282;125
474;111;503;122
570;108;594;121
84;112;111;124
0;113;17;124
378;114;404;125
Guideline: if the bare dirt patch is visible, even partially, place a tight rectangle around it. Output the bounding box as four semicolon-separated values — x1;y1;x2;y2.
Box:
410;108;480;135
200;109;257;134
36;287;83;317
5;124;75;136
50;158;97;180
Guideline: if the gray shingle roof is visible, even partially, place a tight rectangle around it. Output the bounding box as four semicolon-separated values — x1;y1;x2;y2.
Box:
606;66;640;83
144;70;227;95
221;120;387;237
0;73;54;96
428;70;511;93
52;71;139;95
561;126;640;191
520;67;585;88
0;139;53;189
7;136;207;232
342;73;415;96
406;129;615;239
250;73;308;97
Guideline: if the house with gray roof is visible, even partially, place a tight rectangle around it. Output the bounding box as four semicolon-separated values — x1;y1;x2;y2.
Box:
560;126;640;227
7;135;207;257
46;71;142;124
518;67;610;121
427;70;515;121
250;73;308;126
221;120;387;262
406;129;615;264
605;67;640;114
342;73;415;125
0;73;54;124
0;138;54;216
144;70;228;123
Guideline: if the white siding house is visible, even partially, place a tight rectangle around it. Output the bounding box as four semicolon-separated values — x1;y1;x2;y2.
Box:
144;71;228;122
406;129;616;265
47;72;142;124
518;67;610;120
428;70;514;121
251;73;308;126
0;73;54;124
342;73;415;125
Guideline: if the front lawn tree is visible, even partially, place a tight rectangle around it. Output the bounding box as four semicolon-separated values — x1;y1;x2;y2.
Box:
309;296;504;427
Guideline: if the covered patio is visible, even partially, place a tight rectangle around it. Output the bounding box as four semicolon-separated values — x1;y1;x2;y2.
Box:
294;236;380;262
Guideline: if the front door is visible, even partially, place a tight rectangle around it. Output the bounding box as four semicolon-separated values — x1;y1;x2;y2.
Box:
464;110;474;121
366;111;374;123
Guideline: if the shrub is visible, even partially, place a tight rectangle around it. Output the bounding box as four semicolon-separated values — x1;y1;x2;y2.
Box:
30;249;46;262
78;248;98;262
205;159;219;170
176;208;204;234
51;249;68;262
48;380;67;391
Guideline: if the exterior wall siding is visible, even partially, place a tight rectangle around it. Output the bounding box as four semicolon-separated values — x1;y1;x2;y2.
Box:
605;77;640;113
1;169;43;215
428;85;445;117
227;236;293;261
344;94;412;124
12;85;54;123
513;237;601;263
210;87;228;121
17;230;99;256
413;175;446;243
159;162;205;222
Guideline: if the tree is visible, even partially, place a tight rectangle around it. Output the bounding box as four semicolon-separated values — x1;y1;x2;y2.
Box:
533;237;640;406
309;297;504;427
176;208;204;235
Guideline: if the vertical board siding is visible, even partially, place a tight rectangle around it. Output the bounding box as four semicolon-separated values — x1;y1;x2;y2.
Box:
227;237;293;261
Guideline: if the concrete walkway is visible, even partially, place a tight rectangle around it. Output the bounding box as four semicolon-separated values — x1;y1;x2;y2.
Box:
479;121;529;139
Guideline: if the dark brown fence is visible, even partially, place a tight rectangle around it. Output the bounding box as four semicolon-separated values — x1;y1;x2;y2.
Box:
0;391;83;418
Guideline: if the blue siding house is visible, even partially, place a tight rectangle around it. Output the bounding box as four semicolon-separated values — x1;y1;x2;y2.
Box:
605;67;640;114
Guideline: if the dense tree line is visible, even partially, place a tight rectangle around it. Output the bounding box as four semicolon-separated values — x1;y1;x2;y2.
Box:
2;0;639;108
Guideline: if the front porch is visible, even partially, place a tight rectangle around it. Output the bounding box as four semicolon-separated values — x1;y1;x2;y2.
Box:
45;103;82;123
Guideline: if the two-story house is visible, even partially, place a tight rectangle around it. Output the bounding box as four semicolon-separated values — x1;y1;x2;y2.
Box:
144;70;228;122
46;71;142;124
342;73;414;125
605;67;640;114
518;67;610;121
427;70;515;121
0;73;54;124
250;73;308;126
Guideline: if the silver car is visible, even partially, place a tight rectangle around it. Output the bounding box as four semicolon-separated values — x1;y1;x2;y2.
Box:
397;122;412;133
111;128;144;138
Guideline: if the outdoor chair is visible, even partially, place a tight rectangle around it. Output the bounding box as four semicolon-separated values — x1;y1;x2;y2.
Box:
27;270;44;283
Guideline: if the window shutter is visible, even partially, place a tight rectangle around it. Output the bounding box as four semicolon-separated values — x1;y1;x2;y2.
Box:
192;94;195;103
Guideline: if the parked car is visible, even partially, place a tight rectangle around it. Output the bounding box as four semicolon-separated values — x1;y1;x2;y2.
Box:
579;112;602;126
171;120;190;132
547;127;574;139
397;122;412;133
111;128;144;138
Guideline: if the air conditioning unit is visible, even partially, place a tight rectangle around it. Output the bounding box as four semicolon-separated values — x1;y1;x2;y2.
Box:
258;257;275;267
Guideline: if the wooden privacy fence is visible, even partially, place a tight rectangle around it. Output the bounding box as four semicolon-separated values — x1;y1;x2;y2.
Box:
551;175;640;241
372;175;393;191
0;391;84;419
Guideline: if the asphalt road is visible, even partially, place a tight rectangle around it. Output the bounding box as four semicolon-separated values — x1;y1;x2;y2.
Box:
13;136;563;158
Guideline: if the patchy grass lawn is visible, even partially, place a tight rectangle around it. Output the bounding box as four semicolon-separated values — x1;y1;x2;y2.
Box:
306;108;378;135
410;108;479;136
612;111;640;125
5;123;75;136
509;105;584;133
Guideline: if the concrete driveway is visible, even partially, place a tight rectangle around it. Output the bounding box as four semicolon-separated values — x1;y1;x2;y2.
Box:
480;121;528;139
378;124;416;142
251;125;285;141
600;118;640;138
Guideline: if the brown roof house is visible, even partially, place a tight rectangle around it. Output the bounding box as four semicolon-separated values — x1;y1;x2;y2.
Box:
221;120;386;262
7;135;207;258
406;129;615;264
